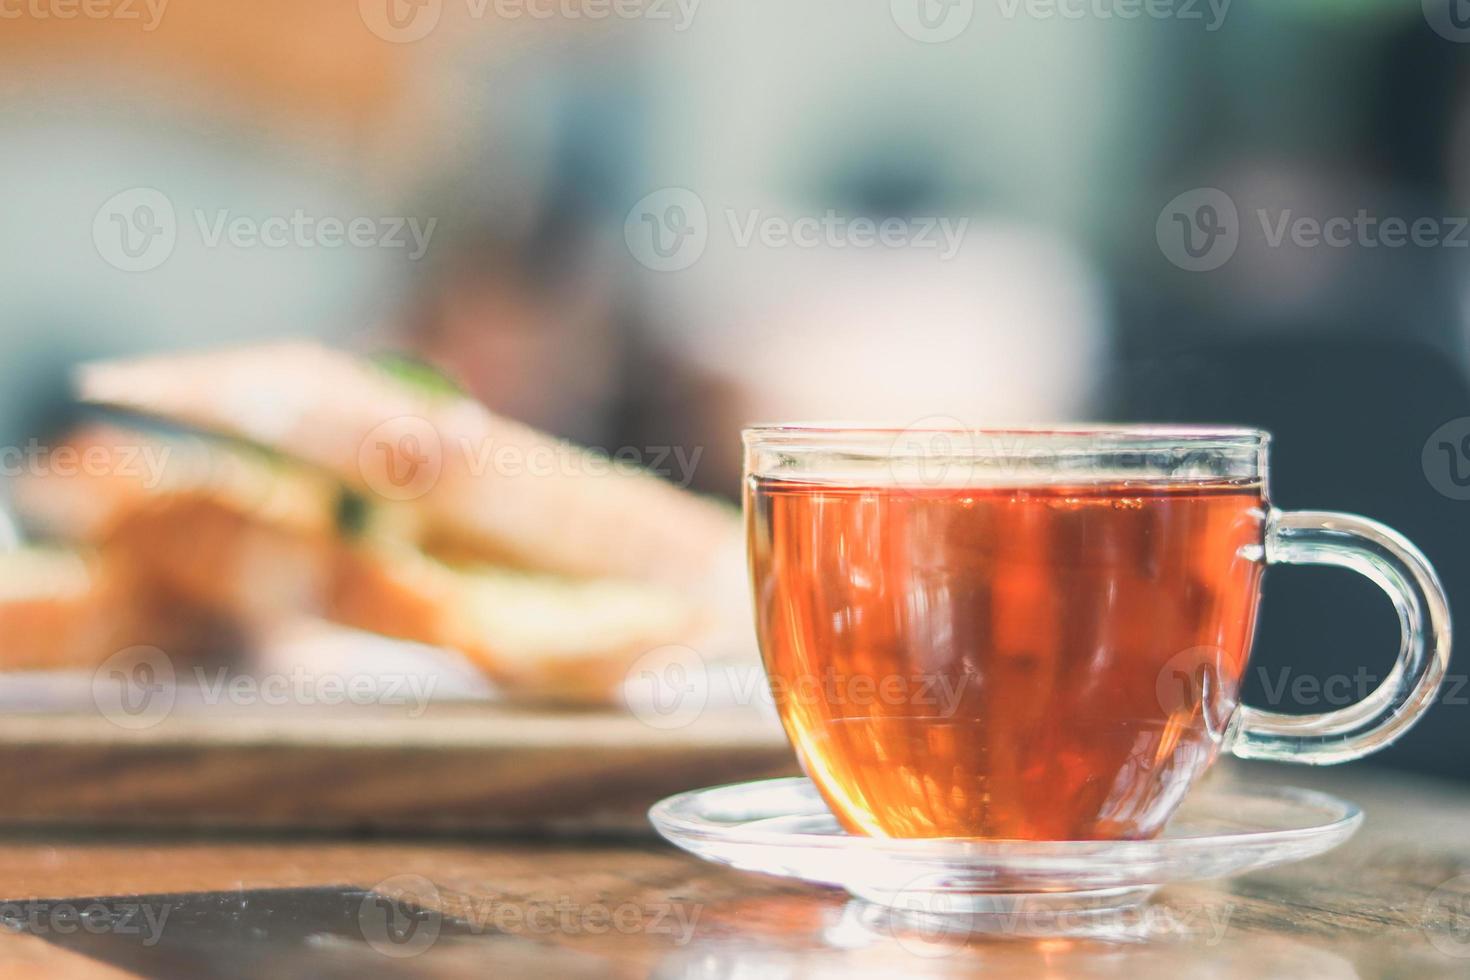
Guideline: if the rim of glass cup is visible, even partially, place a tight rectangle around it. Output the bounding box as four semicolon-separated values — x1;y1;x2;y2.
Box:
742;422;1268;450
742;423;1271;486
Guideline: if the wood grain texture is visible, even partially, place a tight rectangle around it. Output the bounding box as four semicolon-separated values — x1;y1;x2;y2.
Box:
0;704;797;834
0;763;1465;977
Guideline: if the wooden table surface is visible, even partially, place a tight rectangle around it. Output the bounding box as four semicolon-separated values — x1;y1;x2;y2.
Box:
0;760;1467;979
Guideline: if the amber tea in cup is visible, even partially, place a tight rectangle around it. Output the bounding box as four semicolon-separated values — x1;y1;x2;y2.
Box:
744;425;1449;841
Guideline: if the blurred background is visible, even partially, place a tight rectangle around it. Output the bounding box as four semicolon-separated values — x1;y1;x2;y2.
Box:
0;0;1468;782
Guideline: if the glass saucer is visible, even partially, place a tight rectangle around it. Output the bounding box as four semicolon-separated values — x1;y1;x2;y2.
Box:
649;776;1361;919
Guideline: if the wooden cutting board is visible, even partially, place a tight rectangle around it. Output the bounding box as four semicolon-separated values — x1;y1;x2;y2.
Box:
0;704;798;835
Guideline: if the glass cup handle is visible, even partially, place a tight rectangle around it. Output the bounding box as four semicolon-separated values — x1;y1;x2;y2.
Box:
1229;509;1452;764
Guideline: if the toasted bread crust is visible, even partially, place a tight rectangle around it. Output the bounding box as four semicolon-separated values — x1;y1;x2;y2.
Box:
8;424;706;702
0;550;117;670
77;342;741;589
